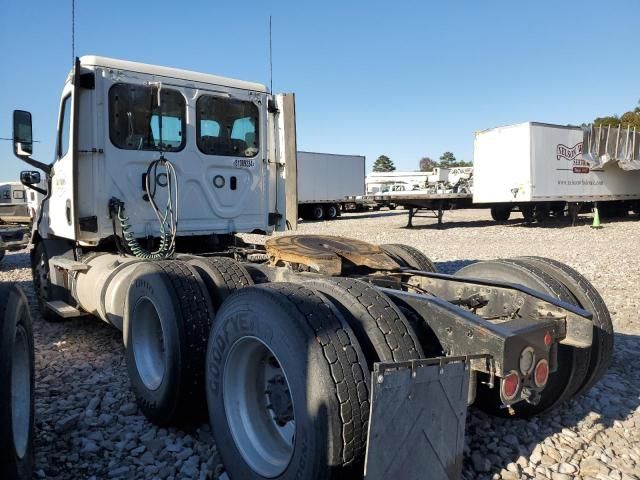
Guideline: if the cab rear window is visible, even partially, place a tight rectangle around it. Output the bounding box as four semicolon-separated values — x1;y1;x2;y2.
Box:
109;83;186;151
196;95;259;157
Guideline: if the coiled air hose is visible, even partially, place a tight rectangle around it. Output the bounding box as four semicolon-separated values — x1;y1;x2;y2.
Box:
110;156;179;260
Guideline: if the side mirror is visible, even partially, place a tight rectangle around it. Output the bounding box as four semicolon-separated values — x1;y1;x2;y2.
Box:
19;170;47;195
20;171;41;186
13;110;34;157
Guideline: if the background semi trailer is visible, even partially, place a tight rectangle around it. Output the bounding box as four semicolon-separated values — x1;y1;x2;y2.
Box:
0;181;31;261
297;151;365;220
0;182;30;223
474;122;640;222
370;122;640;225
10;57;612;480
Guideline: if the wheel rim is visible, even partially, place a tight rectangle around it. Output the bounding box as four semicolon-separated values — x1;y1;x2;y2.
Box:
11;324;30;459
223;336;295;477
132;297;166;391
313;207;323;219
328;206;337;218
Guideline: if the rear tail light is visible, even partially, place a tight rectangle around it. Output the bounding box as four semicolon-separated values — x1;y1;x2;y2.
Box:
501;371;520;401
534;359;549;387
544;331;552;347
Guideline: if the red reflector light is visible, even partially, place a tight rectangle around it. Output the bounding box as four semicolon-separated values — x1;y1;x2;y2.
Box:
544;332;552;347
501;371;520;401
534;359;549;387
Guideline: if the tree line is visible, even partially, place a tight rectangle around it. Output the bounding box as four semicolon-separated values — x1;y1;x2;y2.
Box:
591;101;640;129
372;152;472;172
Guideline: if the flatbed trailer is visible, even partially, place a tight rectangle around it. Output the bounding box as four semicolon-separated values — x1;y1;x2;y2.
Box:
366;192;475;226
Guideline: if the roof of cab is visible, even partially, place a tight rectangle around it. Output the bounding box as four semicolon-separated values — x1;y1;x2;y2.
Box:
80;55;268;93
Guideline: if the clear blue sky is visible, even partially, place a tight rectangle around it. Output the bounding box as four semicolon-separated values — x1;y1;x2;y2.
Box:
1;0;639;180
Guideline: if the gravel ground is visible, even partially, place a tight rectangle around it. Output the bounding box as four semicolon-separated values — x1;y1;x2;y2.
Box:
1;208;639;480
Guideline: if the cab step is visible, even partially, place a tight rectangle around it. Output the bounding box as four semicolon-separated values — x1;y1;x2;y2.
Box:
46;301;84;318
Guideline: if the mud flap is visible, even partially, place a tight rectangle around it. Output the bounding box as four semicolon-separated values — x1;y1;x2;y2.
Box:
364;357;471;480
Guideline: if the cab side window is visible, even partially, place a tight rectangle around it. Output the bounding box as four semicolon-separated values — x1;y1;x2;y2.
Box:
58;95;71;159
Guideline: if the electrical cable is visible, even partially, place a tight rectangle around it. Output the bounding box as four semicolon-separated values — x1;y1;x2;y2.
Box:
115;157;178;260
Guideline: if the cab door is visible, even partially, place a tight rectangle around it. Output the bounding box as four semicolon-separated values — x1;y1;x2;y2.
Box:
47;62;80;240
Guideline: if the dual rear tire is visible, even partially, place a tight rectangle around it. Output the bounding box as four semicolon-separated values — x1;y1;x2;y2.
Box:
206;283;372;479
302;204;340;221
207;275;434;479
457;257;612;417
124;257;253;426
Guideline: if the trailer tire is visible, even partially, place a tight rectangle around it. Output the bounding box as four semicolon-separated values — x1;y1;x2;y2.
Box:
490;206;511;222
311;204;324;221
456;260;589;417
302;277;424;367
515;256;613;396
206;283;370;479
324;204;339;220
124;260;214;426
184;256;254;309
520;205;534;223
380;243;438;272
0;285;34;480
0;248;5;262
535;203;550;222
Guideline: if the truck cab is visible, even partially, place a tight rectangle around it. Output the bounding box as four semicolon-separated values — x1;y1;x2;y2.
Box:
13;56;297;250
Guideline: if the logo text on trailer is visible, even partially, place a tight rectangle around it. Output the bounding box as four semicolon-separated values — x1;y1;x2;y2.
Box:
556;143;583;161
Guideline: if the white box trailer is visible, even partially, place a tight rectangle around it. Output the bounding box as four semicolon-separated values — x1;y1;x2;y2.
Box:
0;181;30;223
474;122;640;203
473;122;640;221
297;151;365;220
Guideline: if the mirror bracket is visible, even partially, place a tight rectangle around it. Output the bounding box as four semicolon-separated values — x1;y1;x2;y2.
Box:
18;155;51;176
21;182;47;196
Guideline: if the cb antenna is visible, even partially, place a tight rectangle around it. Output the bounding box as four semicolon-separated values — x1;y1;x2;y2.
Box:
71;0;75;65
269;15;273;93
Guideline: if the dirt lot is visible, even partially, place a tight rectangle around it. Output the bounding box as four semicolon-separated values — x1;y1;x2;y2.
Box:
2;208;639;480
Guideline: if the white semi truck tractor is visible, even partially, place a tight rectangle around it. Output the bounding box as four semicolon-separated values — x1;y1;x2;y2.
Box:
12;56;612;480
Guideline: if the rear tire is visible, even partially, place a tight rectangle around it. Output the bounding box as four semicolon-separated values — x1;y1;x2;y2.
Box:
184;256;254;309
490;206;511;222
515;256;613;396
520;205;534;223
535;203;550;222
456;259;589;417
206;283;370;479
124;260;214;425
302;277;424;367
311;204;324;221
324;204;339;220
0;285;35;480
380;243;437;272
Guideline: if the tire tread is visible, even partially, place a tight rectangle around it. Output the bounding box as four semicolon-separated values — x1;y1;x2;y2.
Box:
262;283;370;466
